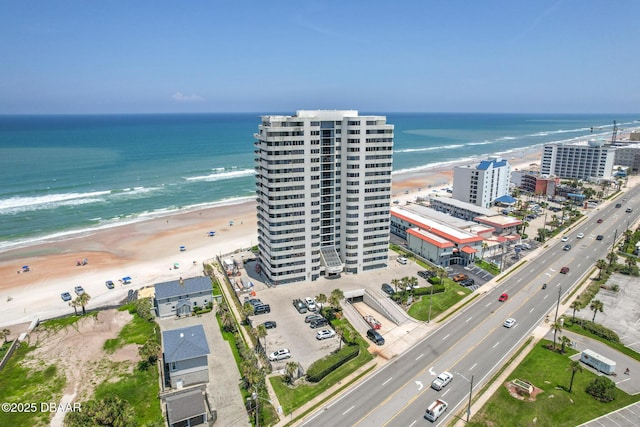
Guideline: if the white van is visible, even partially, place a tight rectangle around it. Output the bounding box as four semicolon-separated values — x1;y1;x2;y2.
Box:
424;399;448;422
397;256;408;265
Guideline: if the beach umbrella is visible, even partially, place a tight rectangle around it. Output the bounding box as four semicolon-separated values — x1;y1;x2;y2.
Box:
208;231;216;237
179;245;186;251
174;263;180;269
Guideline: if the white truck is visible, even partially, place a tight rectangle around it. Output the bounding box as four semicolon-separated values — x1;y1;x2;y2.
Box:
424;399;448;422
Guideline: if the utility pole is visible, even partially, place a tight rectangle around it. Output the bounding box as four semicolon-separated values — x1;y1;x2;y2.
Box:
554;286;562;323
466;374;474;422
610;229;618;266
428;284;434;323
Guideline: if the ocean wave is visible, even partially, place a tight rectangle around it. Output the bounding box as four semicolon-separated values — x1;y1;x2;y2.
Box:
394;144;465;153
0;191;111;214
0;195;257;253
184;168;255;182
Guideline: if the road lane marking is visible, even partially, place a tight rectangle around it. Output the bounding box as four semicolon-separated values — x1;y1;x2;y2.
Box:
544;294;549;299
442;334;450;341
530;308;535;313
493;341;500;348
343;406;354;415
416;353;424;360
470;363;477;371
485;302;492;307
443;389;450;397
466;316;473;323
409;421;417;427
382;377;393;386
416;381;423;390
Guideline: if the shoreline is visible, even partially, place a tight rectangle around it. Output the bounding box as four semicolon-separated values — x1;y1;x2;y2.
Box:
0;150;542;328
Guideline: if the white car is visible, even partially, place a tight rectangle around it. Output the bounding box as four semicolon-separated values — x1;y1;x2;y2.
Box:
315;329;336;340
304;297;317;312
268;348;291;361
561;236;569;242
431;371;453;391
397;256;408;265
503;318;517;328
576;233;584;239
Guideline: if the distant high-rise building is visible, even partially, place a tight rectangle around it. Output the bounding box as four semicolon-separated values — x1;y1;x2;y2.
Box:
541;140;615;180
254;110;394;284
452;157;511;208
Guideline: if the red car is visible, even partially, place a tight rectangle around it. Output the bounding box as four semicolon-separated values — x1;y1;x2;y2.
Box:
560;267;570;274
498;293;509;302
597;218;603;223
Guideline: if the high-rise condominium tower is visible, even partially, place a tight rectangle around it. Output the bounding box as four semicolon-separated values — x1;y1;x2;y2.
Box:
254;110;394;284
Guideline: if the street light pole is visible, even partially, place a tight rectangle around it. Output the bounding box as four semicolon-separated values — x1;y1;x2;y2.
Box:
466;374;474;423
554;286;562;323
428;284;433;323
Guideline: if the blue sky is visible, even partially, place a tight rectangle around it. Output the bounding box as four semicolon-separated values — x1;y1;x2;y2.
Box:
1;0;639;114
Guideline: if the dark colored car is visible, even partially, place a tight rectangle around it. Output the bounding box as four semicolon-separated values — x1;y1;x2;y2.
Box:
247;298;263;307
597;218;603;223
615;203;622;208
560;267;570;274
253;304;271;314
367;328;385;345
381;283;395;295
105;280;115;289
310;318;329;329
498;293;508;302
596;235;604;240
461;278;475;287
262;321;276;329
563;244;572;251
305;314;324;323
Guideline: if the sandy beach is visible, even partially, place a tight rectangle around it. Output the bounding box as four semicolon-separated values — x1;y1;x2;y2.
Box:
0;149;542;330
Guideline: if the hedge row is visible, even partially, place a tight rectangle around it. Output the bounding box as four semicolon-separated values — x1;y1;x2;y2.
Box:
306;345;360;383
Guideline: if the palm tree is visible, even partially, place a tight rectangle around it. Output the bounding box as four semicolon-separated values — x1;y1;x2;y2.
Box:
334;324;345;351
285;361;298;385
390;278;401;293
329;288;344;312
220;307;236;332
0;328;10;343
481;242;489;260
76;292;91;315
606;251;617;268
551;321;563;350
242;302;255;325
520;220;529;237
625;256;636;270
256;324;267;354
568;360;583;393
590;299;604;322
69;299;79;315
570;300;581;321
315;293;327;312
406;276;419;297
560;336;572;354
596;259;608;279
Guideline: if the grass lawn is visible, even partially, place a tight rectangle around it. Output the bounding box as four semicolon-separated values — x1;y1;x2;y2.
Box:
0;343;66;426
469;340;640;426
407;281;471;321
103;313;158;353
0;340;12;360
270;340;374;414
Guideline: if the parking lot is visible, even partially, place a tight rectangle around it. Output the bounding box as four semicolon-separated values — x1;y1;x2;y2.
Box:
226;254;452;370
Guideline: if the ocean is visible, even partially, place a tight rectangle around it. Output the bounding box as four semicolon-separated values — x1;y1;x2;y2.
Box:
1;112;638;253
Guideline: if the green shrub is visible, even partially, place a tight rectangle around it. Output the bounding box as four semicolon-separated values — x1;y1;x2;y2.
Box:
586;376;617;402
427;276;441;285
580;321;620;343
306;345;360;383
413;285;445;296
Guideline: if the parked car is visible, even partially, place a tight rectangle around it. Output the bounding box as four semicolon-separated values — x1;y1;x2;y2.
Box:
560;266;570;274
461;278;475;287
431;371;453;391
367;328;385;345
74;285;85;295
247;298;263;307
381;283;395;295
397;256;408;265
304;297;317;312
310;318;329;329
577;233;585;239
253;304;271;314
61;292;72;302
305;314;324;323
596;235;604;240
262;321;276;329
315;329;336;340
292;298;308;314
268;348;291;361
563;244;572;251
105;280;115;289
452;273;468;282
498;293;508;302
503;318;517;328
418;270;436;279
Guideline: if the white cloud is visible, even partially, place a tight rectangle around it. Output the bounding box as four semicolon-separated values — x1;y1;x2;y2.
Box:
172;92;204;102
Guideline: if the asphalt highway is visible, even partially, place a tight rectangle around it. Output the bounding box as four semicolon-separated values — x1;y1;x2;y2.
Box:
300;184;640;427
